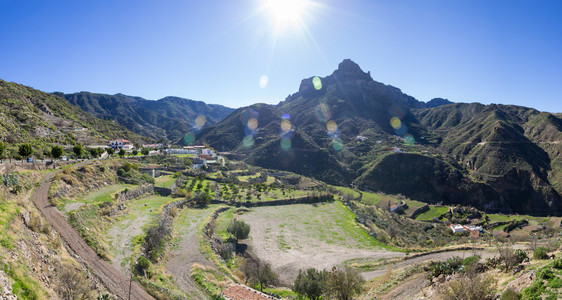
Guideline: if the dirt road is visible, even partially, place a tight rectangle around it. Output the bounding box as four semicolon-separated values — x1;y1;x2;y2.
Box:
362;249;496;280
165;207;217;300
32;164;154;300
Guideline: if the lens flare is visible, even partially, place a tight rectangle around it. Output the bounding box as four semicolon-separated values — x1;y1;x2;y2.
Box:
247;118;259;130
315;103;331;123
281;119;292;132
326;120;337;133
281;138;291;151
404;134;415;146
394;123;408;136
312;76;322;90
259;75;269;88
282;113;290;119
243;136;254;148
182;133;195;145
390;117;401;129
195;115;206;128
332;138;344;152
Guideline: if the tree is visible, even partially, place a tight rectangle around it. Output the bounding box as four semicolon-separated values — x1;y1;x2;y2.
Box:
51;146;63;161
534;247;549;260
194;190;212;207
293;268;328;300
132;149;138;156
18;143;33;160
0;141;5;162
325;268;365;300
118;149;126;157
106;147;114;156
89;148;99;158
141;148;149;156
73;144;83;159
243;258;278;292
438;273;496;300
228;220;250;242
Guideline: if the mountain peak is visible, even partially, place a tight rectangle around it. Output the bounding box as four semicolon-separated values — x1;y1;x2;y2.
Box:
332;59;372;82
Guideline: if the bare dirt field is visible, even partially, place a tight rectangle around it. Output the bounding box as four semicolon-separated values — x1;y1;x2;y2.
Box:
238;202;404;285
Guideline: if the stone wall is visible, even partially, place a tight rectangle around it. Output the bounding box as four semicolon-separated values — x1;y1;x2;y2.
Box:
209;193;334;208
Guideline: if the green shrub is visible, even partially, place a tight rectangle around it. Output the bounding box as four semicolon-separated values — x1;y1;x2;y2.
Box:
500;288;519;300
534;247;548;260
548;277;562;288
462;255;481;268
552;259;562;269
135;256;151;277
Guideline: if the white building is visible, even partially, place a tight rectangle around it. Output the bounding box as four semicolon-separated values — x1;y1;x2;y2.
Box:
109;139;132;150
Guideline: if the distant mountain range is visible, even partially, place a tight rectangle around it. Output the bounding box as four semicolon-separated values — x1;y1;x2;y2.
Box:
197;59;562;215
60;92;234;143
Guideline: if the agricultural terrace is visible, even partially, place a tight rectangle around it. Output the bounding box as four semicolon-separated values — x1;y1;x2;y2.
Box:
238;201;404;285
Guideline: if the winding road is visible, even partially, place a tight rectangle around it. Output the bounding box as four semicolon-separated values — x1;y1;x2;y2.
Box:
32;163;154;300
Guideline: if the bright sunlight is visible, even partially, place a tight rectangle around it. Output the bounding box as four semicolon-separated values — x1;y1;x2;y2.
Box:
265;0;310;26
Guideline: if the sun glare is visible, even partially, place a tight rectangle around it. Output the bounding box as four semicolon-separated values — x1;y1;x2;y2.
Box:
265;0;310;25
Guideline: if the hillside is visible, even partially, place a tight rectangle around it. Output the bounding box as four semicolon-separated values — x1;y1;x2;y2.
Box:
62;92;234;144
0;79;142;147
198;60;562;215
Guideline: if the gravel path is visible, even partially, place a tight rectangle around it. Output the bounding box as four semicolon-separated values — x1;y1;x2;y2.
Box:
165;208;216;300
33;163;154;300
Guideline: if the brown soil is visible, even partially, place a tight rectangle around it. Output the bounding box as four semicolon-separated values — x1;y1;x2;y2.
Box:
165;209;215;300
33;162;154;300
362;249;495;280
379;273;429;300
239;207;404;285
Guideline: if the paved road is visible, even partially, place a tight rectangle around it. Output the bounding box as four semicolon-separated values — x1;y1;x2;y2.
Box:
32;162;154;300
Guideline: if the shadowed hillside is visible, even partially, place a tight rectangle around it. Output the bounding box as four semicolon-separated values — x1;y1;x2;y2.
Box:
198;60;562;215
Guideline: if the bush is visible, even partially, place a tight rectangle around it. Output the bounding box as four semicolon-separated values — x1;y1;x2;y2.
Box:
228;220;250;241
293;268;328;300
325;268;364;300
463;255;481;268
438;273;496;300
500;288;519;300
534;247;548;260
552;259;562;269
135;256;151;277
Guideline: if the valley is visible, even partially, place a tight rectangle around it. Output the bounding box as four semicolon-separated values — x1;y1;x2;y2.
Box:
0;59;561;299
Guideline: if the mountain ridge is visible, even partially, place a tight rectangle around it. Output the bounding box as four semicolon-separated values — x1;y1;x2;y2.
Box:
197;59;562;215
61;91;235;144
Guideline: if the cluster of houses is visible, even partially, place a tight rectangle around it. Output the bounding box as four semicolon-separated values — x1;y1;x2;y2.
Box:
109;139;223;170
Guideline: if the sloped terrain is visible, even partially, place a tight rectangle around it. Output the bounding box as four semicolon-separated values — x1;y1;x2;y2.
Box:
197;60;562;215
63;92;234;143
0;79;141;146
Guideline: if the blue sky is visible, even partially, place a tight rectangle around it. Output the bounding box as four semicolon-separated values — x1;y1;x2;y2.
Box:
1;0;561;112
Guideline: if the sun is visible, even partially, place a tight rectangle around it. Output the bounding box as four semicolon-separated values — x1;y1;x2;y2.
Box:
265;0;310;26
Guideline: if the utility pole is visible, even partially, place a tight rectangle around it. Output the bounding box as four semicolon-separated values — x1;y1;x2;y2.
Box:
128;271;132;300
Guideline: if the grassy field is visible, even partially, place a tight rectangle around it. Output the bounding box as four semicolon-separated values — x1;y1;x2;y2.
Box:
83;183;134;205
242;201;397;251
214;208;235;241
154;175;177;188
415;206;449;221
107;194;176;268
487;213;550;224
